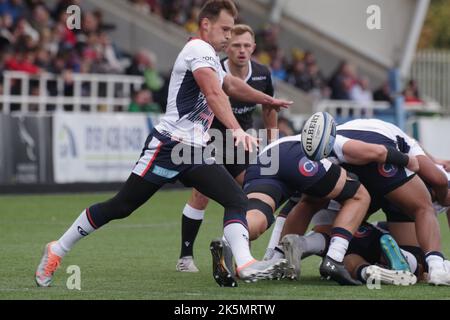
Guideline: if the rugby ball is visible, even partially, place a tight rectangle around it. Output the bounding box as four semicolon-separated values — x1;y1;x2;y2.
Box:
301;112;336;161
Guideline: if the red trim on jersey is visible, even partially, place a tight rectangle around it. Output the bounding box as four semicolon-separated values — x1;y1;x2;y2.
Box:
141;143;163;177
86;208;98;229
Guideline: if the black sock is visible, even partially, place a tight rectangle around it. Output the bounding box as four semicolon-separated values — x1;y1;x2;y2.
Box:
180;214;203;258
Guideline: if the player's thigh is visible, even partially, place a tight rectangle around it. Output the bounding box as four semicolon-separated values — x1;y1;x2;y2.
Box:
384;175;433;217
319;166;368;205
181;164;246;209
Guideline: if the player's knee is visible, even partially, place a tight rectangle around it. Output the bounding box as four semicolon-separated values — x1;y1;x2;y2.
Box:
247;198;275;230
248;222;267;241
353;185;371;206
190;191;209;210
335;177;370;207
411;205;434;220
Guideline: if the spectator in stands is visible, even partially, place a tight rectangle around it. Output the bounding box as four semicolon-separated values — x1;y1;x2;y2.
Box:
307;62;330;99
373;81;394;104
287;59;310;91
30;4;51;36
0;0;26;24
0;13;14;45
129;0;152;15
271;55;287;82
5;48;40;74
277;116;296;137
328;61;355;100
184;6;200;34
128;87;161;113
126;49;164;93
403;79;422;104
350;76;373;108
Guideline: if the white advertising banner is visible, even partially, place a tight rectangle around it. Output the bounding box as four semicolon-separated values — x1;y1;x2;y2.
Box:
53;113;152;183
417;118;450;160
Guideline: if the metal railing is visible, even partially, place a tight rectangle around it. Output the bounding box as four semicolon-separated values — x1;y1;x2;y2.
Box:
0;71;145;114
314;100;391;118
410;49;450;113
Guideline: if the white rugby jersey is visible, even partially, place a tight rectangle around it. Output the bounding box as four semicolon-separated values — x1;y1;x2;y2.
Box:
332;119;425;163
155;38;227;147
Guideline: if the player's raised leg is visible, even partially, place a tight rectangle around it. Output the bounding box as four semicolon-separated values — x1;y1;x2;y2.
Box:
35;173;161;287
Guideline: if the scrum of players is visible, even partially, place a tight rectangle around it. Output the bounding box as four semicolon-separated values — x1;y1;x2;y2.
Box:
209;113;450;287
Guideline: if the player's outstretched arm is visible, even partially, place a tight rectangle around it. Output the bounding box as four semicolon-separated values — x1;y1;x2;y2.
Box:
416;155;449;206
341;139;419;172
222;74;293;110
193;67;258;152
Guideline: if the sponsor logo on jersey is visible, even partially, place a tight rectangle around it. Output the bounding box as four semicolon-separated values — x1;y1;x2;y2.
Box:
152;165;179;179
378;163;398;177
232;106;256;115
252;76;267;81
299;157;319;177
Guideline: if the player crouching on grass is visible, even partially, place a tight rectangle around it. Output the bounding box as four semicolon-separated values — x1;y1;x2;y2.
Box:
282;202;419;286
281;118;450;286
210;112;372;286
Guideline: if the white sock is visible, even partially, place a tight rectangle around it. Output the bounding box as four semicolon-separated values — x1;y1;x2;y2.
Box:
223;223;254;268
326;236;349;263
183;204;205;220
304;232;327;255
272;245;285;259
401;249;418;273
267;216;286;249
52;210;95;257
426;253;445;271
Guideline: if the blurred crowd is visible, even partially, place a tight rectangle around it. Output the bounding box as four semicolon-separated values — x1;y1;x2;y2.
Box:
0;0;423;113
128;0;422;107
0;0;167;112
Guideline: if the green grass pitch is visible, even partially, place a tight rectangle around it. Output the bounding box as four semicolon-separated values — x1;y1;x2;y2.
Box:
0;190;449;300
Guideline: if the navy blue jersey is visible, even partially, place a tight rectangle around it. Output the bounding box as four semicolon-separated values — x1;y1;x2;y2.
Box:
333;129;415;197
211;59;274;132
244;135;337;200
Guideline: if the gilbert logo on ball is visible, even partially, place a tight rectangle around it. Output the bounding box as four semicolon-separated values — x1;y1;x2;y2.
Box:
301;112;337;161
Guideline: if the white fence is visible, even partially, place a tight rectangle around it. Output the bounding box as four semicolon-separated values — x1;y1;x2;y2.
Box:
411;50;450;113
314;100;391;118
0;71;145;114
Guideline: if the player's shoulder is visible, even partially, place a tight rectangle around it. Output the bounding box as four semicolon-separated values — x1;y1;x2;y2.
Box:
183;38;215;55
250;60;271;78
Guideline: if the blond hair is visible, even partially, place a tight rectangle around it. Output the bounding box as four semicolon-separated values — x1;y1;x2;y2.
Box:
231;24;255;40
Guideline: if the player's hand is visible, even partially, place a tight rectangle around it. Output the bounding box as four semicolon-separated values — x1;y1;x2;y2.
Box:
407;155;420;172
268;97;293;111
232;128;259;153
436;159;450;172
